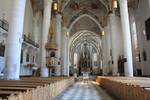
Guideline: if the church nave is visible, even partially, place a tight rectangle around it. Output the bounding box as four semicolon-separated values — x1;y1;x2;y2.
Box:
0;0;150;100
55;81;114;100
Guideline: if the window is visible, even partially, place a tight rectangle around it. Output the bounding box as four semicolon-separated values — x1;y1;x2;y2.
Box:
20;50;23;63
145;17;150;40
32;56;35;63
93;53;98;67
26;53;30;62
0;44;5;57
131;22;140;62
93;53;97;62
0;19;9;31
74;53;78;68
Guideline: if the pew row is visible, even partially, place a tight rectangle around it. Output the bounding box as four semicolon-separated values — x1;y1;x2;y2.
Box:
0;77;74;100
96;76;150;100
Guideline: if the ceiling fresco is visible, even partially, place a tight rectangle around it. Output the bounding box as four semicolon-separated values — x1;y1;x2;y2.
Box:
62;0;109;31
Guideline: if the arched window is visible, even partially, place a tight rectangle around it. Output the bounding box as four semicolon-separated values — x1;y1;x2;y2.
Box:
131;21;140;62
74;53;78;68
93;53;98;67
93;53;97;62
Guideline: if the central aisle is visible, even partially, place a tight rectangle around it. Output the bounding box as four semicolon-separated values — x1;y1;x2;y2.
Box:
55;81;114;100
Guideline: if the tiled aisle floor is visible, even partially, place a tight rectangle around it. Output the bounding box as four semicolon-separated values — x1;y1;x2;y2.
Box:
55;81;114;100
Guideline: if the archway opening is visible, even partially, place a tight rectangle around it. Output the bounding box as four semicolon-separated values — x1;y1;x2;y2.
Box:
69;30;102;76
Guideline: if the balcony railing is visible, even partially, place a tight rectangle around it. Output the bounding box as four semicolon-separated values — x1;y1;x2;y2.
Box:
0;19;9;32
23;35;39;48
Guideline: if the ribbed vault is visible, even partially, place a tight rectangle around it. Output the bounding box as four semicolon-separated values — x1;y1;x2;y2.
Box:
69;30;102;66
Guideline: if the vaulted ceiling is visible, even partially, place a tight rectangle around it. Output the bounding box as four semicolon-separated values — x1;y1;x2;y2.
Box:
62;0;109;36
69;30;102;64
31;0;139;36
31;0;139;12
30;0;139;63
69;16;101;37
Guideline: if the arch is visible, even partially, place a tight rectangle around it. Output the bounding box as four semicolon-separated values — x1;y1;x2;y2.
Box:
71;40;101;57
69;30;101;48
69;30;102;62
67;9;102;28
68;14;103;33
70;42;100;65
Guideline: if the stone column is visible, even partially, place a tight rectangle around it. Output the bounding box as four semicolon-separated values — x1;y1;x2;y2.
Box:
102;27;108;75
33;11;41;44
109;13;124;75
61;27;69;76
4;0;26;80
40;0;52;77
105;25;113;75
119;0;134;77
61;27;67;76
66;34;70;76
55;14;62;76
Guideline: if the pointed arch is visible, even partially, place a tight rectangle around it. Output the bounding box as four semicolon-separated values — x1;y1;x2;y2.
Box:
68;14;103;33
69;30;102;66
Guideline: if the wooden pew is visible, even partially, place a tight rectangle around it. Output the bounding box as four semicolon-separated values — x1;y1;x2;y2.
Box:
96;76;150;100
0;77;74;100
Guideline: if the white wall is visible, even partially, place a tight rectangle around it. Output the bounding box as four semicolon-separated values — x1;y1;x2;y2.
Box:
0;0;13;46
132;0;150;75
0;0;13;75
0;0;42;76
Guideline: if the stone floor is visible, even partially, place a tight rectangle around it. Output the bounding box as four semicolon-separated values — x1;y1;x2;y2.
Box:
55;81;115;100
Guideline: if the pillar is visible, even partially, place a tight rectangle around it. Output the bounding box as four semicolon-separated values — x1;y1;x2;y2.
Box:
4;0;26;80
109;13;124;75
66;34;70;76
40;0;52;77
33;11;41;44
55;14;62;76
61;27;67;76
119;0;134;77
61;27;69;76
102;26;113;75
102;27;108;75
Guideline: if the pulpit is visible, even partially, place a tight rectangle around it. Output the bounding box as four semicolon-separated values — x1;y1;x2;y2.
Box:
45;18;57;77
